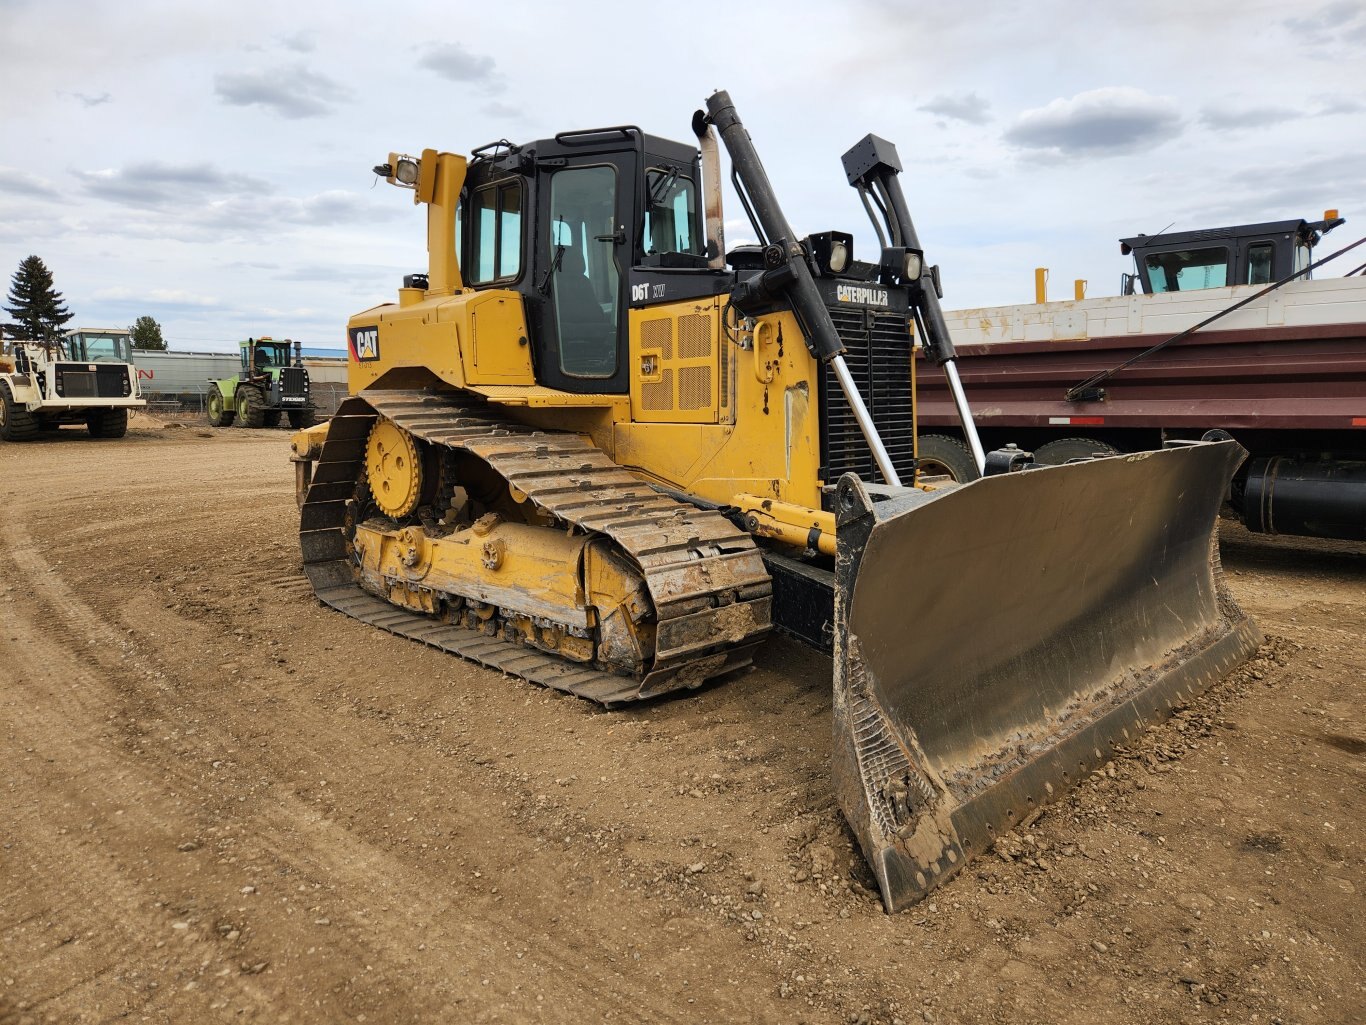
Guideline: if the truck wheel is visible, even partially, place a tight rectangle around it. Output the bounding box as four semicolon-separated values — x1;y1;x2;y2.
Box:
0;382;39;441
262;410;282;428
916;434;980;483
208;386;235;427
236;385;266;428
87;408;129;439
287;407;317;430
1033;437;1119;465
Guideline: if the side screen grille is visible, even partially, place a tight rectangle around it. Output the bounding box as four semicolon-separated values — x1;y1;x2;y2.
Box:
818;306;915;487
642;368;674;410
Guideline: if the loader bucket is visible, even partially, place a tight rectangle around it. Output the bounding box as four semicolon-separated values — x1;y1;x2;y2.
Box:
831;440;1260;912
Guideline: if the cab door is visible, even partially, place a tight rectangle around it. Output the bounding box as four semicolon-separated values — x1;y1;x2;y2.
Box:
531;152;636;395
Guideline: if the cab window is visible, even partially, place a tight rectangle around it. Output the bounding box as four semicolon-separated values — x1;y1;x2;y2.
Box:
1294;241;1312;277
642;168;699;256
1144;246;1228;292
1246;242;1274;285
470;179;523;284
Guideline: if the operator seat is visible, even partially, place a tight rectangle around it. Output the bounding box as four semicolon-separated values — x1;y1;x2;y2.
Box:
553;244;613;374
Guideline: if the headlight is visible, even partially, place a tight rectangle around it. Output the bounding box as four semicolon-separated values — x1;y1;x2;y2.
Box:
395;156;420;186
808;231;854;277
881;246;925;285
903;249;924;281
829;241;850;274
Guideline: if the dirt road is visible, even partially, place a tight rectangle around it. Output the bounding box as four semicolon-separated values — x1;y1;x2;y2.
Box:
2;424;1362;1024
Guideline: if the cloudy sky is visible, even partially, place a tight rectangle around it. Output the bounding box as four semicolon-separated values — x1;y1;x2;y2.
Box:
3;0;1363;352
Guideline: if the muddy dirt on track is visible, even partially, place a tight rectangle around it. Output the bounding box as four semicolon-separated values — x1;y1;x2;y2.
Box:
1;423;1362;1025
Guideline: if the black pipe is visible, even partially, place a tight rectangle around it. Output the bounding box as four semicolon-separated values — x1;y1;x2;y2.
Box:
705;91;845;365
1240;456;1366;542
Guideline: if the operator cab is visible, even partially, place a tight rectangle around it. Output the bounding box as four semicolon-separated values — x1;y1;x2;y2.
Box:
1120;212;1344;295
460;128;719;394
242;337;292;371
65;328;133;363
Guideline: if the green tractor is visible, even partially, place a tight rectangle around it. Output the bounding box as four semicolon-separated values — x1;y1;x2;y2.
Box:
208;337;316;429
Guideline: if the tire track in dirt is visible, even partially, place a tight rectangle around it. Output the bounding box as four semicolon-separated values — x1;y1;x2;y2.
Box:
3;516;782;1024
2;567;279;1022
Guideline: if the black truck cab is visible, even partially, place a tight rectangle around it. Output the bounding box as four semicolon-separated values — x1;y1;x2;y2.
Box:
1120;213;1345;294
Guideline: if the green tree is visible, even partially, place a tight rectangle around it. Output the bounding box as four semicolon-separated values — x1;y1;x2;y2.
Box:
129;315;167;350
2;255;73;341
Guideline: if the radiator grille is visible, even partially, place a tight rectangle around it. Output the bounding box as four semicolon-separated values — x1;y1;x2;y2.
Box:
59;364;129;398
818;307;916;486
677;314;712;359
678;366;710;410
642;368;674;410
280;365;307;396
641;318;673;358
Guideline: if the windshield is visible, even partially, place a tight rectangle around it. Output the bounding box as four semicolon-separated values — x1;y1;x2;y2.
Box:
70;332;130;362
244;342;291;367
1144;247;1229;293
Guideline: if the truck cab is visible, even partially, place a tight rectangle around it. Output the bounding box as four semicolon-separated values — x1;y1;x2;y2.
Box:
1120;213;1344;294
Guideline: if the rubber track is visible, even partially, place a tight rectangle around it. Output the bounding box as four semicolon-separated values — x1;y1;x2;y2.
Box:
299;391;773;705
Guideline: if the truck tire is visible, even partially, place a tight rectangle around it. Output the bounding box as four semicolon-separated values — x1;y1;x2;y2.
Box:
262;410;282;428
288;407;317;430
87;408;129;439
0;382;39;442
208;386;235;427
1033;437;1119;465
916;434;980;483
236;385;266;428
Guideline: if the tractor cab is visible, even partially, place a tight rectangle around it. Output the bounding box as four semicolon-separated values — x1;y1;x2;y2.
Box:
241;337;294;373
1120;211;1345;294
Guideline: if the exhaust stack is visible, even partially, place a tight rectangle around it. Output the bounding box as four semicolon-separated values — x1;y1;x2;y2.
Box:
691;111;727;271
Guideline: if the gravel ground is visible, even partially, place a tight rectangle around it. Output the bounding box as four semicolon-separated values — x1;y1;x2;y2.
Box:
1;422;1361;1024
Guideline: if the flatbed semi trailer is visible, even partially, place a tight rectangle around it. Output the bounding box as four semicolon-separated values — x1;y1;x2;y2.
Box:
910;219;1366;542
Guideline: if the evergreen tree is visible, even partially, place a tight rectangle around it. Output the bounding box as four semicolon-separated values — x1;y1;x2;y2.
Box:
3;255;73;341
129;315;167;350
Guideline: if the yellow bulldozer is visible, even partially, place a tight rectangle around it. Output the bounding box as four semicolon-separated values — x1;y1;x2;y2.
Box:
290;91;1261;911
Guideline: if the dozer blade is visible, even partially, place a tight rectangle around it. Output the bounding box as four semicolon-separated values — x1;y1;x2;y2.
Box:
831;440;1260;912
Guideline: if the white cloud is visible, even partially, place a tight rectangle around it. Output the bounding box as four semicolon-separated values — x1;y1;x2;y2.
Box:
215;65;350;119
1004;87;1183;155
92;286;222;307
919;92;991;126
74;162;270;209
417;43;499;86
0;167;60;199
1200;105;1300;130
